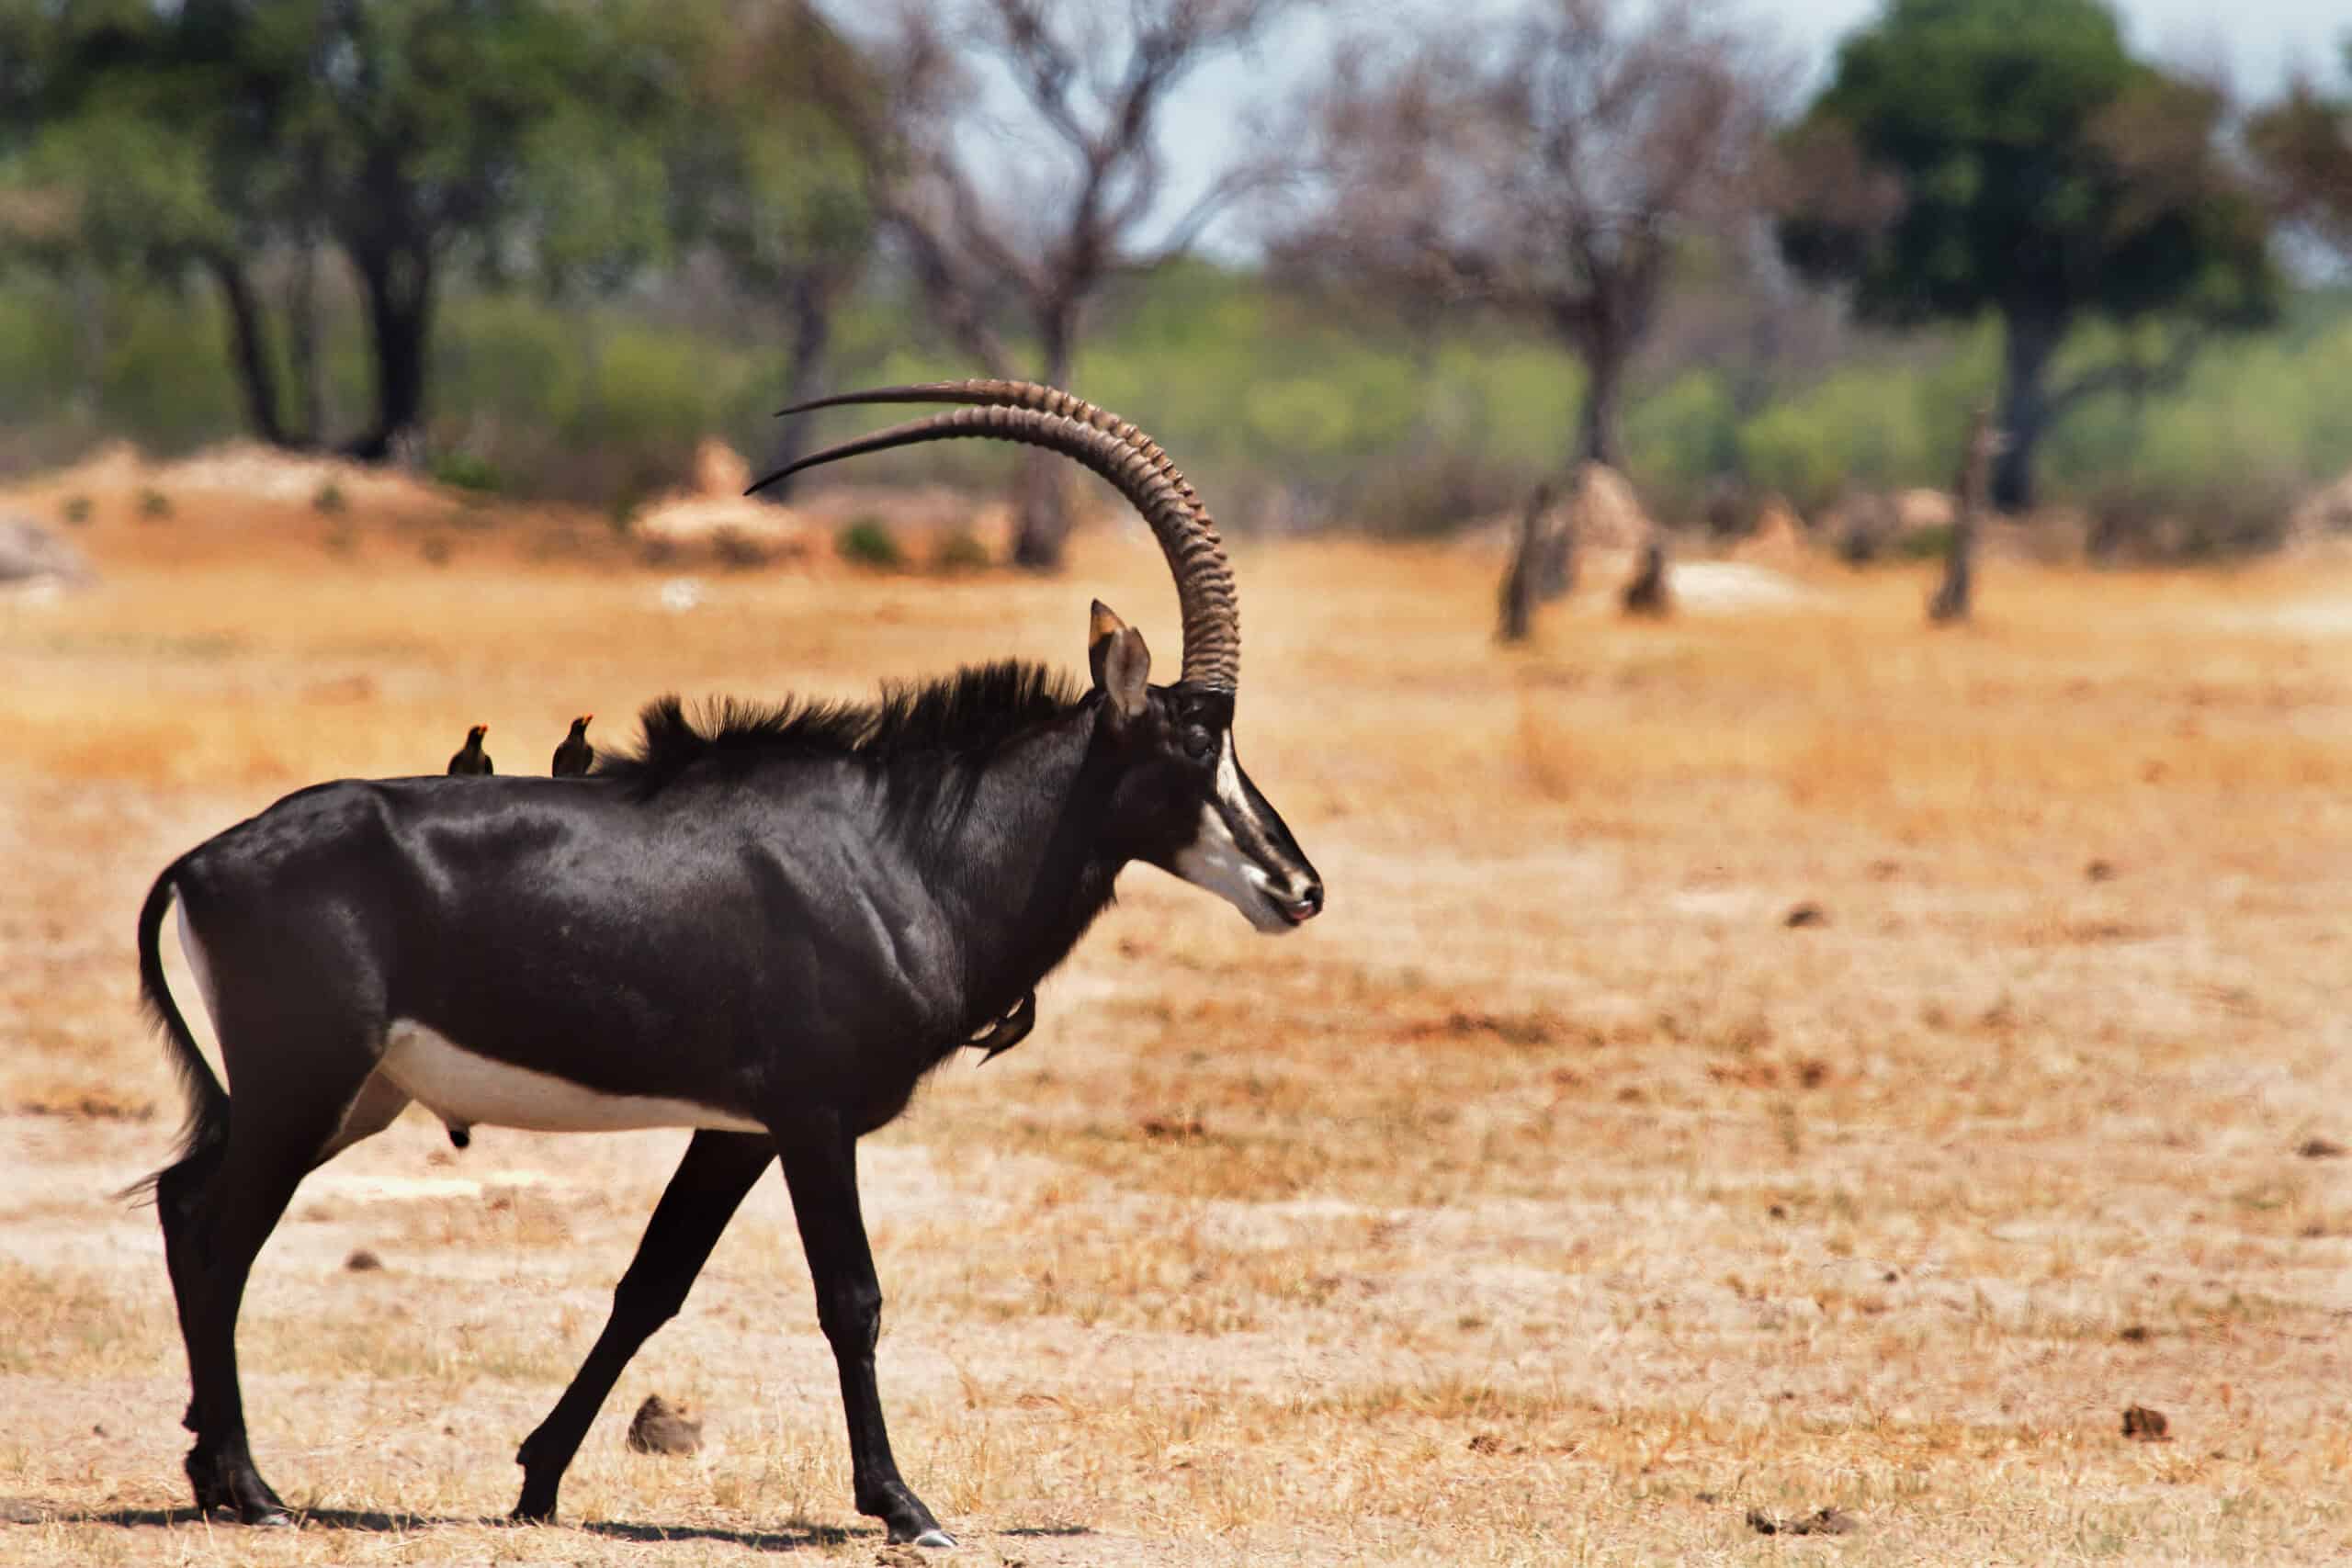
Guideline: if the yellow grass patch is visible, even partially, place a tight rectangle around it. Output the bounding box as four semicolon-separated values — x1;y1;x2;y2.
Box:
1;507;2348;1563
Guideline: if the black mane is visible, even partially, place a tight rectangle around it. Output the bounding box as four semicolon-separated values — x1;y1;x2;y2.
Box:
599;660;1088;801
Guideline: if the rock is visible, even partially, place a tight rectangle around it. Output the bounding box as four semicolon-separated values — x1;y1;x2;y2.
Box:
627;1394;704;1456
1732;496;1809;570
1568;462;1651;553
2288;468;2352;544
1747;1506;1860;1536
633;494;811;566
691;437;752;499
2120;1404;2169;1441
2085;859;2117;883
2296;1137;2346;1160
0;514;96;590
1783;902;1826;929
1894;488;1956;533
343;1248;384;1272
1823;490;1896;564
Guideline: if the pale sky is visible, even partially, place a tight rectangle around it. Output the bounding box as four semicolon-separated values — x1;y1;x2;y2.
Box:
1008;0;2348;259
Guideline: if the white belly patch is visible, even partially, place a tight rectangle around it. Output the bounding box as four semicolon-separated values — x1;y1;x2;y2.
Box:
379;1020;765;1136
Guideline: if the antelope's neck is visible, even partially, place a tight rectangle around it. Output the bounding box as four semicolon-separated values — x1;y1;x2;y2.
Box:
927;711;1121;1019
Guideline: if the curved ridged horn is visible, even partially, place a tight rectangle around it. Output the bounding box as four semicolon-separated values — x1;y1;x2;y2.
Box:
775;379;1207;521
752;393;1238;691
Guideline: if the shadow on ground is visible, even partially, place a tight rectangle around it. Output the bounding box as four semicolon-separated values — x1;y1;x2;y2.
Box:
17;1501;1091;1553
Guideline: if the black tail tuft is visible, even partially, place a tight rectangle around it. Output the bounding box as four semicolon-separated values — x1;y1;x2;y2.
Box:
118;863;230;1206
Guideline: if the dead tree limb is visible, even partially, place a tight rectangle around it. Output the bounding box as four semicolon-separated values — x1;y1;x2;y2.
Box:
1928;404;2002;625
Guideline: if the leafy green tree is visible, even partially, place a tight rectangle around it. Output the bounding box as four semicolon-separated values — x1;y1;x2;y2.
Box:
0;1;874;464
1777;0;2278;509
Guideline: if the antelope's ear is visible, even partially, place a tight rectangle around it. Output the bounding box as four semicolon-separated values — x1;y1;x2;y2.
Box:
1087;600;1150;724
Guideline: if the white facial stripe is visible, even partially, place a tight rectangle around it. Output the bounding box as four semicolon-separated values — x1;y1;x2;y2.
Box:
1170;804;1290;931
1170;733;1293;931
379;1020;765;1135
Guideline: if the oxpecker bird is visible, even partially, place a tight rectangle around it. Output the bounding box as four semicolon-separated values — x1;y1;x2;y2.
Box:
552;715;594;777
447;724;492;776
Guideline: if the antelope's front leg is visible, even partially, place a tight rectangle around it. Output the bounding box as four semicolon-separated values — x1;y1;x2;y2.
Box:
514;1130;775;1522
777;1116;950;1549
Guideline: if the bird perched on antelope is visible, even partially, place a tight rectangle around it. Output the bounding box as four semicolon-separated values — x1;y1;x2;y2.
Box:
551;716;594;777
447;725;492;776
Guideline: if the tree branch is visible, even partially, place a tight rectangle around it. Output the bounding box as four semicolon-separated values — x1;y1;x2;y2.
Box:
2046;322;2211;414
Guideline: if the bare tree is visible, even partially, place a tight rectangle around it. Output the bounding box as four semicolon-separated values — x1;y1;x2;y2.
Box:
1282;2;1781;465
1928;405;2002;626
827;0;1304;569
2249;43;2352;260
1274;0;1781;623
1620;536;1670;616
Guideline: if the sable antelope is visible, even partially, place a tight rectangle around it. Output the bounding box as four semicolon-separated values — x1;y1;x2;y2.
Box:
551;716;594;777
447;724;492;776
130;379;1322;1549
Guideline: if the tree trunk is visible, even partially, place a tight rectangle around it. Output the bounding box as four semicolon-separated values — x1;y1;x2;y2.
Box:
1497;481;1555;643
1621;535;1670;616
757;271;840;504
1929;405;1997;625
345;242;434;462
1012;328;1074;571
1928;511;1974;623
71;262;105;421
1575;335;1628;469
1992;310;2063;513
204;250;289;448
288;239;327;446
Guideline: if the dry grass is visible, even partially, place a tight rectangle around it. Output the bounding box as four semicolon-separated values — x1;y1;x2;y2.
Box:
2;488;2349;1564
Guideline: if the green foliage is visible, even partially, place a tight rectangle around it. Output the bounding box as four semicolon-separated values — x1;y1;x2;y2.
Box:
836;517;902;570
1895;523;1954;560
311;480;345;515
933;530;992;574
1;253;2346;539
1781;0;2275;333
1624;372;1740;513
429;452;501;495
1778;0;2280;504
136;487;170;520
0;0;875;452
59;493;88;525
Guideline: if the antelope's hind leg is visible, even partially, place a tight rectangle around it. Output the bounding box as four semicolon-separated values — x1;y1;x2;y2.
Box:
171;1036;390;1524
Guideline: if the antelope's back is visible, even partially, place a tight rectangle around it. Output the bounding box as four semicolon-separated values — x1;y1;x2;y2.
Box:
166;773;956;1093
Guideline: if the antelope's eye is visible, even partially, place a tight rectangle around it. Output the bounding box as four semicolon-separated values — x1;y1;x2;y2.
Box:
1182;725;1216;761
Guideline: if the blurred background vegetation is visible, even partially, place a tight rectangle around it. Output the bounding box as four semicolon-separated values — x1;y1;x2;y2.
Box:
0;0;2346;561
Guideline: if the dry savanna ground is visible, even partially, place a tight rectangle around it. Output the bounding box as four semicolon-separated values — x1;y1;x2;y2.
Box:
2;478;2349;1565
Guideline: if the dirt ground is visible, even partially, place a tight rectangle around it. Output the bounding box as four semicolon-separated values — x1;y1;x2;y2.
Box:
2;480;2349;1565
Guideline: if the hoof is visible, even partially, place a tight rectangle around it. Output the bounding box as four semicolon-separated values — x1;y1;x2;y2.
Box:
912;1528;956;1550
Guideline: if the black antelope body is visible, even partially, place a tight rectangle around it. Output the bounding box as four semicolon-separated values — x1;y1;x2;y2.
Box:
130;381;1323;1549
